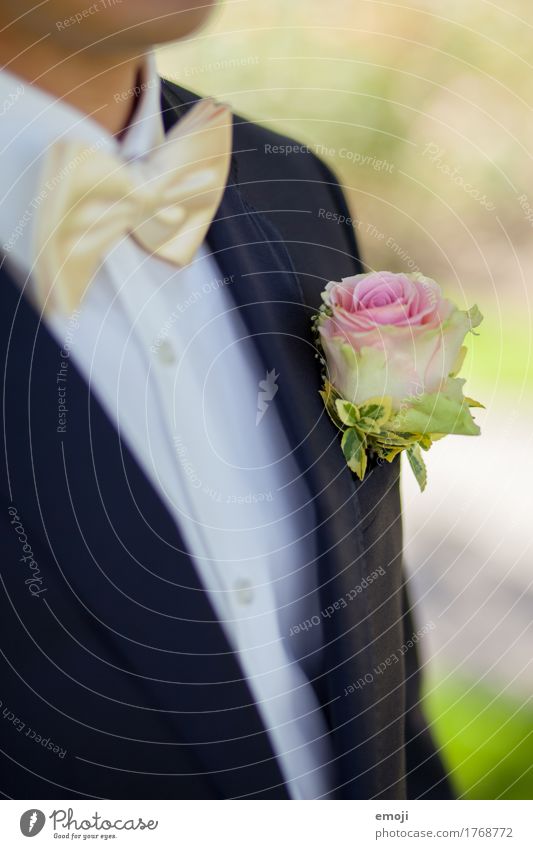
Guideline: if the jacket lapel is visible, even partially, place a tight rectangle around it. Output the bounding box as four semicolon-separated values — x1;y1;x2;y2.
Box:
206;170;406;799
162;81;408;798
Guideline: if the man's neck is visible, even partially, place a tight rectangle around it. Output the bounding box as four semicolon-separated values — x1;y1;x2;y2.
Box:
0;34;146;136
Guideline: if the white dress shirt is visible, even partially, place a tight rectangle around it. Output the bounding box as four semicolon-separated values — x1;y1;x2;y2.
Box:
0;54;336;799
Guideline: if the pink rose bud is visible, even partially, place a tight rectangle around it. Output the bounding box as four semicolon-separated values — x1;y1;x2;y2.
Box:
318;271;477;409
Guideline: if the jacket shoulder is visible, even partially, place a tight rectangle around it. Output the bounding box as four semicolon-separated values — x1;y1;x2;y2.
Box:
229;116;363;280
162;79;337;176
161;78;363;284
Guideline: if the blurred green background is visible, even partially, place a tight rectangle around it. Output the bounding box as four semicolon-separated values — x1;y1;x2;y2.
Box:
158;0;533;799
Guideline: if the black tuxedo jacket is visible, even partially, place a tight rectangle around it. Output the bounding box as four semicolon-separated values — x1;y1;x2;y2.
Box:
0;80;452;800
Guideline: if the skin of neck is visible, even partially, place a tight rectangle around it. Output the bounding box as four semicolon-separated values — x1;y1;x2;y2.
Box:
0;30;145;136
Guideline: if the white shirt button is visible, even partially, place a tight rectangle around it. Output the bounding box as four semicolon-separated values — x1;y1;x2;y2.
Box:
233;578;254;605
155;339;177;365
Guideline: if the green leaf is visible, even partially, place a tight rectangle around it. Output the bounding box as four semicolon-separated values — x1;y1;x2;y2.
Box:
467;304;484;332
335;399;360;427
384;447;405;462
358;418;382;435
373;443;405;463
418;433;433;450
465;396;485;409
373;431;418;448
341;427;368;480
406;444;428;492
358;396;393;428
389;379;481;437
319;380;343;429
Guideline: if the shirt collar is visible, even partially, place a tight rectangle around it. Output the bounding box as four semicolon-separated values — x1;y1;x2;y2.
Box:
0;51;164;279
118;52;165;160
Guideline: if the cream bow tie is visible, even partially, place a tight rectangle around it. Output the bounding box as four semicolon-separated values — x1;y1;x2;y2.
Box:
33;98;232;313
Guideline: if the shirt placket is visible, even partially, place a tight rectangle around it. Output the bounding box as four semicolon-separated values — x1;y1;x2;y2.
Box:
104;243;334;800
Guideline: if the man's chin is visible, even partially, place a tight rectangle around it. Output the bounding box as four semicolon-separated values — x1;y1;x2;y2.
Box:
129;10;215;47
115;2;217;48
43;2;217;53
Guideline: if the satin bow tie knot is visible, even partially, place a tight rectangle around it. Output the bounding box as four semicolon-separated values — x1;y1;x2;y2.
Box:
33;97;232;313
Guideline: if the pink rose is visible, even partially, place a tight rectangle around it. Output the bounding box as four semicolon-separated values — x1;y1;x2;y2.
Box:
318;271;478;408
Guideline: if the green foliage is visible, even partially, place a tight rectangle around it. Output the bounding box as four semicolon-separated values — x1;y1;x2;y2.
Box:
426;678;533;800
341;427;367;478
335;398;360;427
406;444;428;492
358;398;392;431
318;377;480;490
390;379;482;437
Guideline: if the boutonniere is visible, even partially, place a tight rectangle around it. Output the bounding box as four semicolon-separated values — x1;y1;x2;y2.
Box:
313;271;483;491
